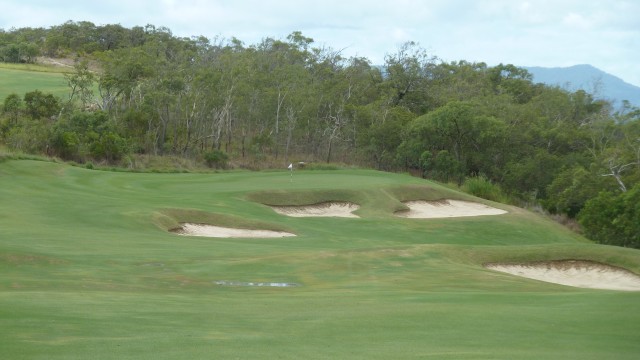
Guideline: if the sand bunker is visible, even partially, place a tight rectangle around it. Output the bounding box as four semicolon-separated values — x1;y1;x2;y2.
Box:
270;202;360;218
174;223;295;238
395;199;507;218
486;261;640;291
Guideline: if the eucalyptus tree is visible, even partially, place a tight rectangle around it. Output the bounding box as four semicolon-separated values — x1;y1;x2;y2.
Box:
201;41;247;154
488;63;535;104
249;32;316;161
398;100;509;183
579;184;640;248
429;61;493;106
97;47;155;113
383;41;438;113
2;94;23;125
64;59;95;110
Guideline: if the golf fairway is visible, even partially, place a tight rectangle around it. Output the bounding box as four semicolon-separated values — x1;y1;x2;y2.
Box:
1;160;639;359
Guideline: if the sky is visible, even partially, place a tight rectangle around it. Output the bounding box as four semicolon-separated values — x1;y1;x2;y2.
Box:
1;0;639;87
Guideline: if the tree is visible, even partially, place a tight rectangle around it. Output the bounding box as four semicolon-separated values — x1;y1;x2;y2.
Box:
64;59;95;110
1;43;20;62
429;61;492;106
578;184;640;248
97;47;154;112
23;90;60;120
3;94;23;125
384;41;437;112
19;42;39;63
51;111;128;162
97;24;129;51
488;64;535;104
544;166;610;217
359;106;412;169
399;101;507;179
503;150;562;199
427;150;465;184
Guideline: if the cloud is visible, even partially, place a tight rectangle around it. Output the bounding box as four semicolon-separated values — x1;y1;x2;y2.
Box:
563;13;591;30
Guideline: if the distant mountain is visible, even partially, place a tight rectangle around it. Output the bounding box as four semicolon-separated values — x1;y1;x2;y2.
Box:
523;64;640;108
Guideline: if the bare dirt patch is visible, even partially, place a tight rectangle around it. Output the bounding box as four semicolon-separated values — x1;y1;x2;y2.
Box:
37;57;101;71
395;199;507;218
270;202;360;218
38;57;74;68
485;260;640;291
173;223;295;238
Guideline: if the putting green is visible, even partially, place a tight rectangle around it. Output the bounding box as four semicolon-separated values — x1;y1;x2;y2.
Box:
1;159;639;359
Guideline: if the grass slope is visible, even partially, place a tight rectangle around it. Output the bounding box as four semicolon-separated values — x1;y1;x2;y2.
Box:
0;64;69;100
1;160;639;359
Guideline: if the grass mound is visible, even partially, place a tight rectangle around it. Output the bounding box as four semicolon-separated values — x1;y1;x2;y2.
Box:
247;188;364;206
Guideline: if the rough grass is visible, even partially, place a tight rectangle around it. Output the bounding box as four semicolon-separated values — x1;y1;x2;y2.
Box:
1;159;639;359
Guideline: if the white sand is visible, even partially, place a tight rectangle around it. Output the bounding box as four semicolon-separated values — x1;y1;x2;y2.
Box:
486;261;640;291
174;223;295;238
270;202;360;218
395;199;507;218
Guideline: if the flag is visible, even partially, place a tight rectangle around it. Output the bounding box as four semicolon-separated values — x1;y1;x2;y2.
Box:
288;163;293;170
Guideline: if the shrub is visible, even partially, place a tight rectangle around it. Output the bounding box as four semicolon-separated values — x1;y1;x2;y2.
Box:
204;150;229;169
578;184;640;249
462;175;506;203
427;150;465;185
90;131;128;162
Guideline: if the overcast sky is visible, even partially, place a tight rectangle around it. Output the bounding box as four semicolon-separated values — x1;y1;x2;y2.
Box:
2;0;639;86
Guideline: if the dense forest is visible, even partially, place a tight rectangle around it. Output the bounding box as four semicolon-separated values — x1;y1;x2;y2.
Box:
1;21;639;248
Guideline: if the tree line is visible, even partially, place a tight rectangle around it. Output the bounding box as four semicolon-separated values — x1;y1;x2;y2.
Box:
1;21;639;248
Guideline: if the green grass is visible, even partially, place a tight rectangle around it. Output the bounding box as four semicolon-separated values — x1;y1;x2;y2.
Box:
0;62;75;73
0;65;69;100
1;159;639;359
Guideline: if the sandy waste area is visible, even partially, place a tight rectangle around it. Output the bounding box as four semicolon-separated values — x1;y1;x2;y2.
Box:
174;223;295;238
486;261;640;291
395;199;507;218
270;202;360;218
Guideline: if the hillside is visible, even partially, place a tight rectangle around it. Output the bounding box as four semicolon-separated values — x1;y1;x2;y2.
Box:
1;22;639;252
1;159;639;358
524;64;640;107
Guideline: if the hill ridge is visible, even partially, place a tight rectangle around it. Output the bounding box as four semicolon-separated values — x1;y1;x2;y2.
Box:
523;64;640;107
